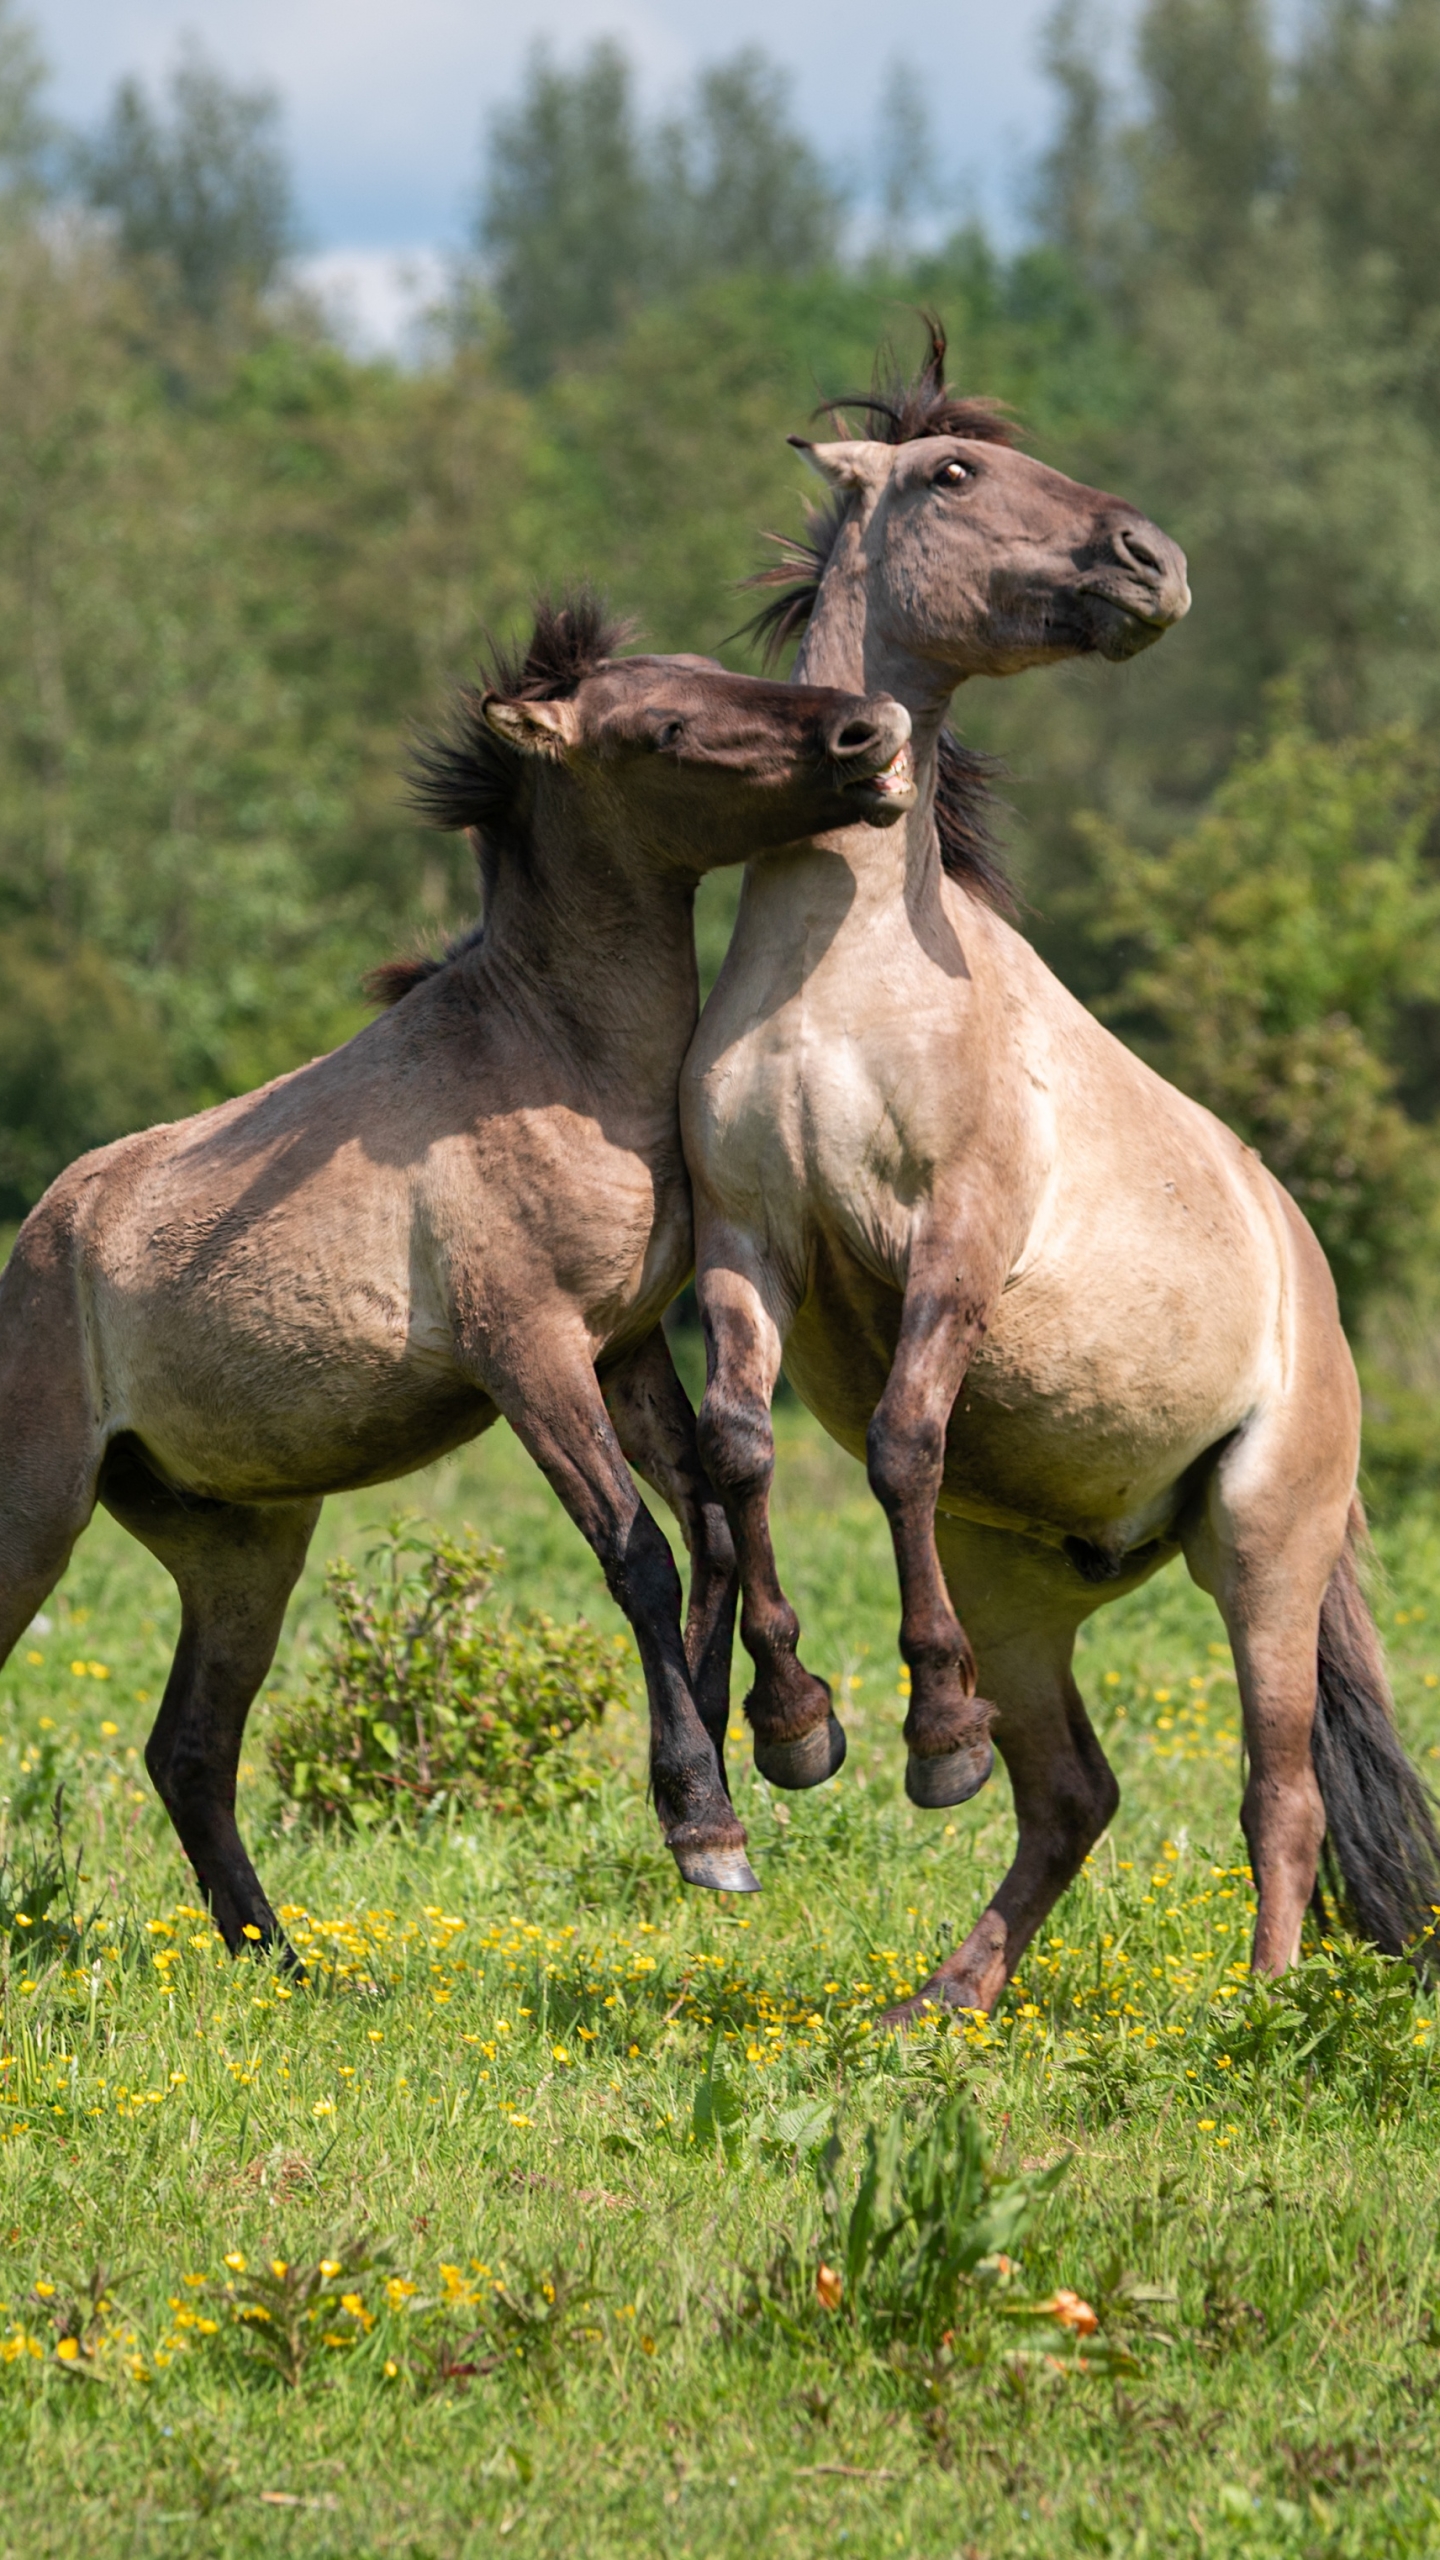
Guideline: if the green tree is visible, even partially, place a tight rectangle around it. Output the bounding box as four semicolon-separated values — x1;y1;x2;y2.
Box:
1132;0;1277;278
656;52;841;285
74;44;296;319
478;41;652;387
0;0;48;208
0;928;175;1218
476;42;840;385
871;61;941;268
1294;0;1440;337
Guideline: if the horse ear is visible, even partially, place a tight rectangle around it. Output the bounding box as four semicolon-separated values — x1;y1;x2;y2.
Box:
789;436;891;494
481;695;580;758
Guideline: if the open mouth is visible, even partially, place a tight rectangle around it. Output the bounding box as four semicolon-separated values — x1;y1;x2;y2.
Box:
844;740;916;800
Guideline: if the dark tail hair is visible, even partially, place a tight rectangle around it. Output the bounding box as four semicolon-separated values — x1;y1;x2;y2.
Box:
1311;1498;1440;1962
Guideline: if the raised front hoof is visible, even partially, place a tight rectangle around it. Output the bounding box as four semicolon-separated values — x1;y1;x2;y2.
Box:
754;1713;847;1792
905;1737;994;1809
671;1843;762;1894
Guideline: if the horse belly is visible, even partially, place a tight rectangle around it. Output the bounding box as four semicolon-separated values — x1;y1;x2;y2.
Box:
95;1217;475;1501
787;1189;1279;1553
943;1214;1277;1542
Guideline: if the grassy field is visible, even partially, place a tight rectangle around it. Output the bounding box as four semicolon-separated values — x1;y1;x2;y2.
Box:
5;1393;1440;2559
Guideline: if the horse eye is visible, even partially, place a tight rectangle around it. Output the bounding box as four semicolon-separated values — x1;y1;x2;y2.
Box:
655;718;685;750
937;459;971;487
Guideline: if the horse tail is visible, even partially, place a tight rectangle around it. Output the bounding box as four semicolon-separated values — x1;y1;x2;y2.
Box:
1311;1497;1440;1961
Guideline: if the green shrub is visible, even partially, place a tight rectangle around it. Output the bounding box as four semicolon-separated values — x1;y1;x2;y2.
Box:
265;1521;631;1826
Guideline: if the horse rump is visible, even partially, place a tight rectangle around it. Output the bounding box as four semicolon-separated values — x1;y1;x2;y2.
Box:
1311;1498;1440;1966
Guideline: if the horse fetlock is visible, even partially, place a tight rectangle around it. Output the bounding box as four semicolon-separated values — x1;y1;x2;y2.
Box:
744;1655;833;1747
903;1671;990;1763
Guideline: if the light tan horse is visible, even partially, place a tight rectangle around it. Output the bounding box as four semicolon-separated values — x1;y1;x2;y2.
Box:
0;596;916;1947
683;335;1440;2018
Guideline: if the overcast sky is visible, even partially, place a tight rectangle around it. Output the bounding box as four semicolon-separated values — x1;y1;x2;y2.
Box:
28;0;1092;342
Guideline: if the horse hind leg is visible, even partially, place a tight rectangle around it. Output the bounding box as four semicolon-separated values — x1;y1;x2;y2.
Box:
98;1439;320;1956
1184;1401;1374;1975
883;1526;1117;2027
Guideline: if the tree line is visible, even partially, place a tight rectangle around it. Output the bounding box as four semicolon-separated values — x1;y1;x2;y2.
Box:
2;0;1440;1477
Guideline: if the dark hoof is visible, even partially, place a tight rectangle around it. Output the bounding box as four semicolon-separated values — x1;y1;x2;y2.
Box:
754;1713;847;1791
905;1737;994;1809
671;1844;762;1893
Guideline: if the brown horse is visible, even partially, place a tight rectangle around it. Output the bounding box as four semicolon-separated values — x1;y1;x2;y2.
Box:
683;333;1440;2016
0;597;915;1946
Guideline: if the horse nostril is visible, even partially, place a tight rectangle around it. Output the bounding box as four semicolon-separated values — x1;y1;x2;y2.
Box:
1114;524;1165;581
831;719;882;757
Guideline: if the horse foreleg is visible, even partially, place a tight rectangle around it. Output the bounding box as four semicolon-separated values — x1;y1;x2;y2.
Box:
484;1327;755;1892
866;1264;1002;1808
604;1328;738;1789
882;1604;1118;2028
694;1255;845;1790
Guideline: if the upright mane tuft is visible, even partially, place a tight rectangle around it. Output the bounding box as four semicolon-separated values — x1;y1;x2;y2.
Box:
368;589;632;1007
824;312;1018;451
405;587;633;839
742;318;1016;916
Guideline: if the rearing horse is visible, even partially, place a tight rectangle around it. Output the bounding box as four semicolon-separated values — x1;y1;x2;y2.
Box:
683;333;1440;2017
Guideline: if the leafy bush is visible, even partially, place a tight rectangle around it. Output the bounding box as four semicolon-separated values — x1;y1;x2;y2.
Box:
266;1521;631;1826
740;2090;1075;2354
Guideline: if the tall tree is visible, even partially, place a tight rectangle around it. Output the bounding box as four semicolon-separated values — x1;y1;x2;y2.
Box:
0;0;48;208
1293;0;1440;336
658;52;841;283
75;45;296;320
478;41;652;388
476;43;840;384
871;61;940;267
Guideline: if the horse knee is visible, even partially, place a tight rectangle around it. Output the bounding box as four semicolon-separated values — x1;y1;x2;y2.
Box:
697;1380;773;1504
866;1409;945;1515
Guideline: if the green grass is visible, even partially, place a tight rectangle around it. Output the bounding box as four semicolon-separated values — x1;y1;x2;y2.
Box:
5;1398;1440;2559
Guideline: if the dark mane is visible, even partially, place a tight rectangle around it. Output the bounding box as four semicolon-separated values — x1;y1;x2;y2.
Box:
742;318;1016;915
406;587;632;837
367;589;631;1007
934;733;1015;916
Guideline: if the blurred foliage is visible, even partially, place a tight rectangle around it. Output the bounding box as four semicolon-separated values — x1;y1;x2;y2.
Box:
474;43;842;385
0;0;1436;1426
266;1521;630;1827
72;44;296;321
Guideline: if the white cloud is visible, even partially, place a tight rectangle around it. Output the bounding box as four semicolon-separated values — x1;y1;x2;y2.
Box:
295;246;450;355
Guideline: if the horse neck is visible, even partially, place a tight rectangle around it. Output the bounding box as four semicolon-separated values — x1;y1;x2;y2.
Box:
727;529;956;936
467;815;700;1093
